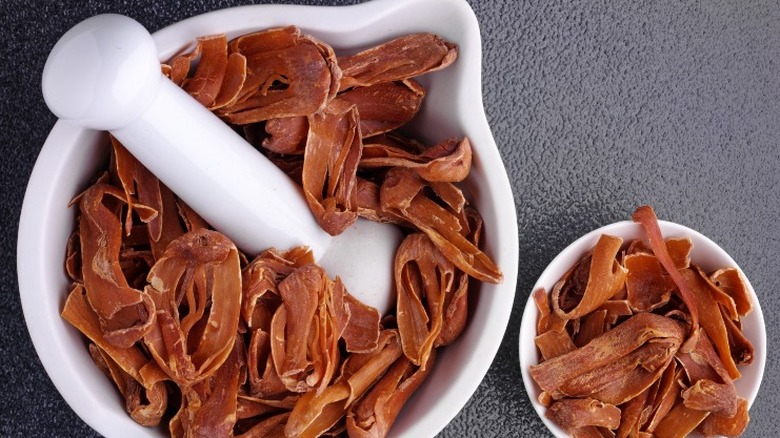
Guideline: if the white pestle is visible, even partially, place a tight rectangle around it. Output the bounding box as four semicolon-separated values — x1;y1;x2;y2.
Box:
42;14;401;315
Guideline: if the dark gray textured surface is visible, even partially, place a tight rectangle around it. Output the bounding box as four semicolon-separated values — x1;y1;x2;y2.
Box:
2;0;778;436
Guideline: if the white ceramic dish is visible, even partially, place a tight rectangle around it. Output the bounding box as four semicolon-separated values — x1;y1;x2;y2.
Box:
518;220;766;437
17;0;519;436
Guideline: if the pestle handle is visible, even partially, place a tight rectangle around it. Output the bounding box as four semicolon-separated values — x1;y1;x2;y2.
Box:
41;14;400;314
41;14;331;258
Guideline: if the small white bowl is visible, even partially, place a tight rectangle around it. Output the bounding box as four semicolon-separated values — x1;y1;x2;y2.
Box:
518;220;766;437
17;0;519;437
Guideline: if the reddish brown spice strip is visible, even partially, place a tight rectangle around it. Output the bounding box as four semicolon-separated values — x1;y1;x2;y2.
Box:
271;264;330;392
339;292;382;354
720;306;754;367
61;284;167;388
435;269;470;347
652;402;709;438
676;329;739;417
552;234;628;320
560;337;679;405
572;427;615;438
284;330;403;437
615;387;650;438
394;233;455;368
112;138;190;263
336;80;425;138
624;252;675;312
533;288;553;334
236;394;298;419
166;45;199;86
148;184;189;262
545;398;621;433
346;352;435;438
235;411;289;438
381;167;502;283
175;197;209;233
596;300;633;328
665;237;693;270
338;33;457;91
573;310;608;348
631;205;699;328
241;247;314;330
143;229;242;386
65;230;81;282
681;379;737;416
361;137;472;183
78;184;156;348
355;177;407;225
111;137;162;240
701;272;740;322
697;397;750;437
246;329;286;398
536;330;578;360
302;99;362;235
262;116;309;154
642;361;680;433
530;313;685;401
534;288;573;334
710;268;752;317
89;343;168;426
269;261;381;396
170;336;244;437
218;26;341;124
183;34;229;107
680;267;741;380
211;52;247;110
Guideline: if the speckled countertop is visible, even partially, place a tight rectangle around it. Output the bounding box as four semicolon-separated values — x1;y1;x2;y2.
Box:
2;0;778;436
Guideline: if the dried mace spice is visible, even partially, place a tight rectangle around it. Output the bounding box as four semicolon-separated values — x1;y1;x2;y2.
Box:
529;206;754;437
63;26;503;438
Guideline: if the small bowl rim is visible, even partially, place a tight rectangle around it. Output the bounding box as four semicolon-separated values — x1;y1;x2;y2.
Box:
518;219;767;438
